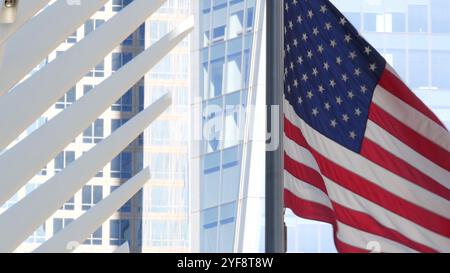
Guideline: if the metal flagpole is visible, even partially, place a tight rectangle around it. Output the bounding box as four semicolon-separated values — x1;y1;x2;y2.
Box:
265;0;285;253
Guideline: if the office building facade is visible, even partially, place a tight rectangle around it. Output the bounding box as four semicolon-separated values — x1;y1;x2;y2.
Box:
190;0;267;252
141;0;191;253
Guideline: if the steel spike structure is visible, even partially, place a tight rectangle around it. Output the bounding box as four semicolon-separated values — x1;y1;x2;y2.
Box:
0;0;111;96
33;167;151;253
0;0;167;150
0;93;172;252
0;0;194;253
0;17;194;207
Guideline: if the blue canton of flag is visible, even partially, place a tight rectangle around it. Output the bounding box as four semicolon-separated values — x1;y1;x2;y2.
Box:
284;0;386;152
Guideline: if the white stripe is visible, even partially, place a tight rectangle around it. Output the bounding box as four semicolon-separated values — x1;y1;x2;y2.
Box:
324;176;450;252
284;99;450;220
284;170;332;209
366;120;450;189
336;221;418;253
284;135;320;171
373;85;450;152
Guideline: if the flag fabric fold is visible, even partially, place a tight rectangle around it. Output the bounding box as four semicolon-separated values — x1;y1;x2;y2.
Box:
283;0;450;253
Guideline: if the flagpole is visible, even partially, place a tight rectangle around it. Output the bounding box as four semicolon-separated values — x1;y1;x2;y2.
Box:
266;0;285;253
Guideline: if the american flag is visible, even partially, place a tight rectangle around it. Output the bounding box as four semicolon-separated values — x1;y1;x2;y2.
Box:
283;0;450;252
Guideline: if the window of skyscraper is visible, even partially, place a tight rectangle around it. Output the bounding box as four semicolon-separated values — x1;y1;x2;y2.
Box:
110;152;132;179
431;0;450;33
66;31;77;44
202;152;221;209
363;13;377;32
223;92;242;148
431;51;450;90
409;50;429;88
112;0;132;12
112;52;133;72
82;185;103;210
109;219;130;246
83;119;104;144
392;13;406;32
408;5;428;33
112;89;133;112
60;196;75;211
86;60;105;78
56;86;76;109
84;19;105;36
54;151;75;173
150;186;171;213
201;206;218;251
111;186;132;212
26;224;46;244
111;119;129;132
83;227;102;245
218;202;237;252
53;218;73;235
344;12;361;30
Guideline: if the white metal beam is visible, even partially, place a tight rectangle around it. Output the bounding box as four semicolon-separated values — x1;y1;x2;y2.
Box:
33;167;151;253
0;17;194;206
0;0;50;45
0;93;171;253
0;0;166;150
0;0;110;95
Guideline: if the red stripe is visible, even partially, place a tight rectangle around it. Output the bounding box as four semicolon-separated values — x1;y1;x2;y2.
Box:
284;115;308;147
284;189;368;253
378;69;445;128
369;103;450;171
284;152;328;194
331;201;438;253
285;119;450;238
361;138;450;200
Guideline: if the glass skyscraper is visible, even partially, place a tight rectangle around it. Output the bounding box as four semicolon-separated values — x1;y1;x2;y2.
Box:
286;0;450;253
190;0;266;252
141;0;190;253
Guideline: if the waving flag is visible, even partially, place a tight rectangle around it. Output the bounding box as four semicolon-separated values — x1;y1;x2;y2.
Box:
283;0;450;252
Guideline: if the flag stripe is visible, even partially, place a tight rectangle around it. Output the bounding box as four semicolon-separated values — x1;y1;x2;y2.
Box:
284;135;320;171
284;170;332;209
335;221;417;253
307;141;450;239
283;0;450;253
378;69;446;128
285;114;450;250
331;201;438;253
285;146;442;252
285;152;328;194
366;118;450;188
323;176;450;252
361;138;450;200
284;189;369;253
285;101;450;220
372;86;450;154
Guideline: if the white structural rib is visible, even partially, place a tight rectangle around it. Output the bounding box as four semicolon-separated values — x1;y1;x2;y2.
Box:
0;0;110;95
0;0;166;150
0;0;50;45
0;18;194;207
33;167;151;253
0;93;172;253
